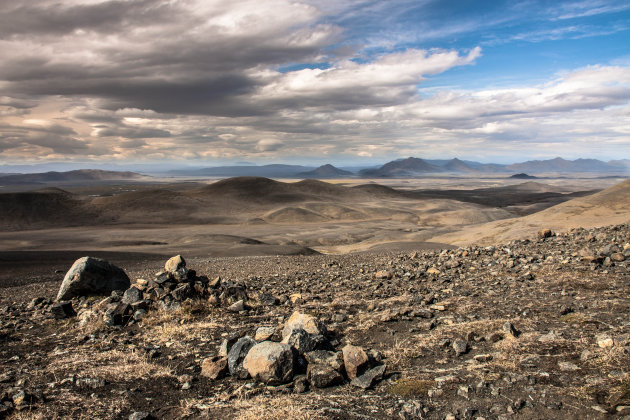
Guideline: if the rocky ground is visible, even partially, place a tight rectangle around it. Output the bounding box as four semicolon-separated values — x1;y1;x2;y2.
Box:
1;224;629;419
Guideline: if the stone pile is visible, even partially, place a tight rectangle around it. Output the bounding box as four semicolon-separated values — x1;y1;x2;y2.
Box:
201;311;387;391
56;254;248;327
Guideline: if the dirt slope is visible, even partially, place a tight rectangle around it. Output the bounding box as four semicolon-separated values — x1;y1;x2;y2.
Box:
430;178;630;246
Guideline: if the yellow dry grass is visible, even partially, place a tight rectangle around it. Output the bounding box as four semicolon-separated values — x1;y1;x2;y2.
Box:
233;395;322;420
45;348;173;382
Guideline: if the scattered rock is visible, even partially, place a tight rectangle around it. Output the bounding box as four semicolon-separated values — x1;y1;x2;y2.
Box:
281;328;320;354
129;412;152;420
596;334;614;348
503;321;520;338
307;363;344;388
452;339;468;356
164;255;187;280
122;287;143;305
227;299;246;313
304;350;344;372
201;356;229;380
50;301;76;319
255;326;276;342
282;311;326;338
351;364;386;389
342;344;369;380
228;336;256;379
243;341;294;385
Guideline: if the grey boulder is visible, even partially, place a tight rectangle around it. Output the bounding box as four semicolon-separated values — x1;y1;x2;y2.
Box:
57;257;130;301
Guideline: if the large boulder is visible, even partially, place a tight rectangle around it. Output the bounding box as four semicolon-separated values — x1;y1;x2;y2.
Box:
242;341;294;385
56;257;130;301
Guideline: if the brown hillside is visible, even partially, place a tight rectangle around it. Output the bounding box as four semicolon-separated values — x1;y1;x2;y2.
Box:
430;178;630;245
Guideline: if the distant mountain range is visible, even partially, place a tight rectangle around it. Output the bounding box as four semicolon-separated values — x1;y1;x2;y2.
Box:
2;158;628;183
298;164;353;178
359;157;629;177
168;164;314;178
0;169;144;185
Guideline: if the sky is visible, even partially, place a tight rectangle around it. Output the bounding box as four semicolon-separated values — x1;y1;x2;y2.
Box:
0;0;629;168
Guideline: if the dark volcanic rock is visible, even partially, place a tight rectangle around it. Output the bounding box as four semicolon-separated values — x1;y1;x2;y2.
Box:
122;287;143;304
351;364;386;389
307;363;344;388
228;336;256;379
56;257;130;301
50;301;76;319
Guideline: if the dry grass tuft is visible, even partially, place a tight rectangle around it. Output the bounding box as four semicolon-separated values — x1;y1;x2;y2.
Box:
233;395;321;420
45;349;173;382
388;378;435;397
560;312;592;324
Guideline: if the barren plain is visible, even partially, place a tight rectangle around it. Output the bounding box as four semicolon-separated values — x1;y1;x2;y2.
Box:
0;174;629;419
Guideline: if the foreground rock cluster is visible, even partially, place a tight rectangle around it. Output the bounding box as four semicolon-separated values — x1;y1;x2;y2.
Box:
0;223;629;419
201;311;386;391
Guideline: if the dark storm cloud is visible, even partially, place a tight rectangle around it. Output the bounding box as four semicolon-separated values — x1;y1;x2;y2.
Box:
0;0;341;118
0;123;87;154
95;125;171;139
0;0;177;37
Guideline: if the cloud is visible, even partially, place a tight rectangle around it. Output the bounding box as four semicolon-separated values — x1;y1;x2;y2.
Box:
256;139;285;152
0;1;628;163
0;122;87;154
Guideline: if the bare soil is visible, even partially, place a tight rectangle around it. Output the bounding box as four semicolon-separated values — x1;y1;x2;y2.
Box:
1;224;629;419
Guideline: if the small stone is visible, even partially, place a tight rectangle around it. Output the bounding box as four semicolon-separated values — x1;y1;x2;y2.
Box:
426;267;441;275
282;311;326;338
164;255;186;275
351;364;386;389
538;331;559;342
218;335;240;358
293;375;309;393
503;321;519;337
201;356;229;380
171;283;193;301
129;412;152;420
428;388;443;398
591;405;609;414
474;354;493;363
538;229;553;239
452;339;468;356
122;287;143;304
228;299;246;312
332;313;346;323
616;406;630;414
289;293;304;304
307;363;344;388
57;257;130;301
255;326;276;342
611;253;625;262
457;385;471;399
282;328;320;354
342;344;369;380
596;334;614;348
558;361;579;371
227;336;256;379
50;301;76;319
258;293;279;306
304;350;344;371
